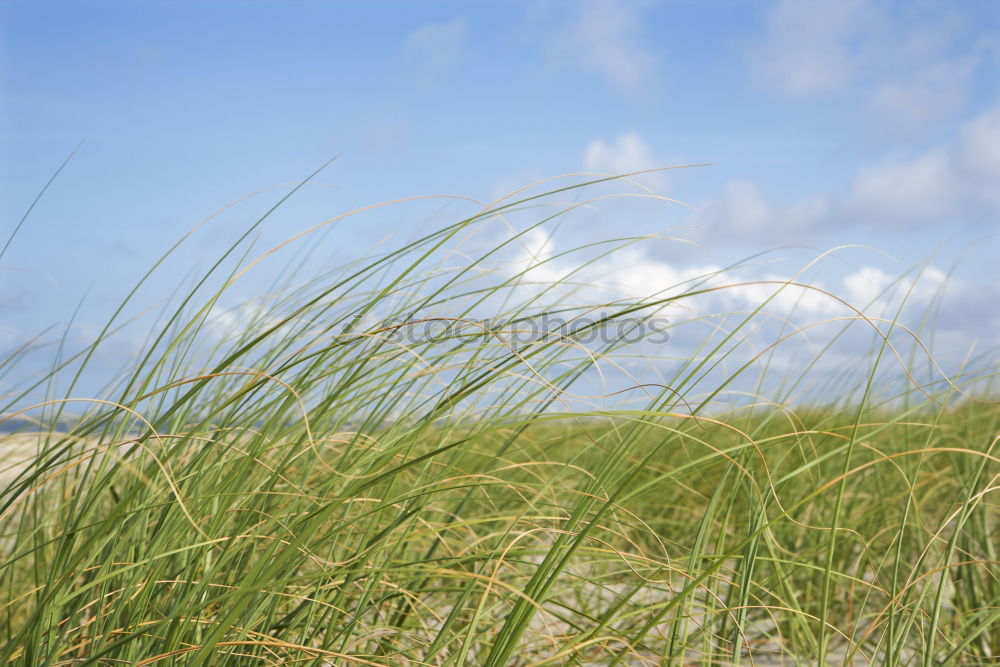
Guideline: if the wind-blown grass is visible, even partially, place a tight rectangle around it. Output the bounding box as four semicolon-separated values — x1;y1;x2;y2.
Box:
1;171;998;665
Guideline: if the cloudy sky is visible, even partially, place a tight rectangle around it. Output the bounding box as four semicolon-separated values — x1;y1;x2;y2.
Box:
2;0;999;398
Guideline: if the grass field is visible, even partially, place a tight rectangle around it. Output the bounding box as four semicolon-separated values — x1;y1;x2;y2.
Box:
1;176;998;665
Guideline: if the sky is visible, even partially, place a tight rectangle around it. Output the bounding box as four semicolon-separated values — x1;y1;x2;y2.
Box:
2;0;1000;401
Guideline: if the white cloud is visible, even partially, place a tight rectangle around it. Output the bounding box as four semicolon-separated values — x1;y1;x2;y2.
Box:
511;228;959;327
694;104;1000;233
784;194;834;230
207;300;285;341
695;181;830;234
509;228;844;318
502;229;977;389
510;228;720;305
843;266;895;307
843;265;951;313
750;1;990;138
512;228;565;286
697;181;774;233
847;149;957;224
845;104;1000;225
602;246;722;302
583;132;657;174
868;56;978;137
726;277;837;316
750;0;876;96
552;0;658;98
402;17;468;85
959;106;1000;183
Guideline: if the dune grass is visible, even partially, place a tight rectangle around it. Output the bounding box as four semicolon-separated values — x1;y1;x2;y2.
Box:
1;172;998;665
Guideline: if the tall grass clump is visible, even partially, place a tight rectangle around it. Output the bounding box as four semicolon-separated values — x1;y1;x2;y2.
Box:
1;169;998;665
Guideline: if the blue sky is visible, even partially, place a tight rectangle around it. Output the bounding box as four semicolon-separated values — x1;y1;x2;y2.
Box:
2;0;1000;398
